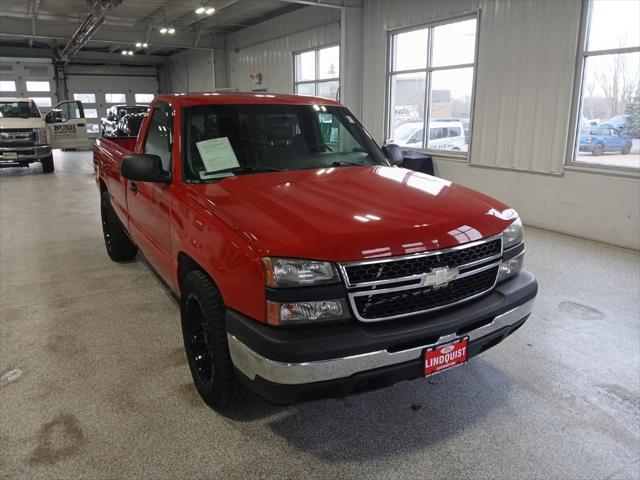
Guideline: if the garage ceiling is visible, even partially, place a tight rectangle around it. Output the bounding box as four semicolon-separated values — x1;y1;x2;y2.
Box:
0;0;304;59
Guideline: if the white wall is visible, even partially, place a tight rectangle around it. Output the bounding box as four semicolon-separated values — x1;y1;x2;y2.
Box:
359;0;639;250
0;57;56;110
159;49;215;93
226;7;341;94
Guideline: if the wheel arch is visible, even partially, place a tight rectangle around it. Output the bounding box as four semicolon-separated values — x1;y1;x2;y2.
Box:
177;252;219;295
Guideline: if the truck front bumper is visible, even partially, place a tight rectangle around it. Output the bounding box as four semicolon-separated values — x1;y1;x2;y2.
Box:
0;145;52;164
226;270;538;404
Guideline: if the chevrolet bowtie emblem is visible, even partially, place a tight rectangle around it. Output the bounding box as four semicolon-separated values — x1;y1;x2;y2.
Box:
421;266;459;289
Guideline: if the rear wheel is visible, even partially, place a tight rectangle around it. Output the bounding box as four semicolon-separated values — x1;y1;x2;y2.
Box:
100;189;138;261
592;143;604;156
621;142;632;155
180;270;244;409
41;155;54;173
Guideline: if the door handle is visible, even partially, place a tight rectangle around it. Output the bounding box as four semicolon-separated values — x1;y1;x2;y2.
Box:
130;181;138;194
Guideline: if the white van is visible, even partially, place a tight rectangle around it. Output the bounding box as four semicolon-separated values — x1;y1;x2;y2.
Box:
393;120;467;151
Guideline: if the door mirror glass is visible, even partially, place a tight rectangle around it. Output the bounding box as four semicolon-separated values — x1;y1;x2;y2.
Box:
121;154;171;183
382;143;404;165
45;110;63;123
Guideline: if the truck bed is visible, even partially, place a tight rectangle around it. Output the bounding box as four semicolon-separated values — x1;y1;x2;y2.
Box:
95;136;137;155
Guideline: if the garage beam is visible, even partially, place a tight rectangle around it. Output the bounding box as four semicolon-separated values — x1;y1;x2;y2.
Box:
60;0;124;61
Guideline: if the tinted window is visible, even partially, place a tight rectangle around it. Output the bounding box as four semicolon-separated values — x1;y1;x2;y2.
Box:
144;108;171;172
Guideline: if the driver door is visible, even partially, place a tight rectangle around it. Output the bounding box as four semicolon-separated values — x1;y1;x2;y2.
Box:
45;100;90;150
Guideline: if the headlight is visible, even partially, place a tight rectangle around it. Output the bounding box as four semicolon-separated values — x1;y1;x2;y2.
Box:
34;128;48;145
497;251;524;283
502;216;523;249
266;299;349;325
262;257;340;288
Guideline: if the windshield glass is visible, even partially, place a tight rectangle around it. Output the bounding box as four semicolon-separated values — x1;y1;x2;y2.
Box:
183;104;387;181
0;101;41;119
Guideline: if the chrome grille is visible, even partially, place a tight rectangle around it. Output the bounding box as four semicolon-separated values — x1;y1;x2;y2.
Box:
340;235;502;322
0;129;35;148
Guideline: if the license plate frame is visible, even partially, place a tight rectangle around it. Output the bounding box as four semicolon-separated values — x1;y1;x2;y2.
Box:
424;336;469;377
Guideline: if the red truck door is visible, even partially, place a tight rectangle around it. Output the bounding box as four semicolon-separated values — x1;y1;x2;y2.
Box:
126;104;174;281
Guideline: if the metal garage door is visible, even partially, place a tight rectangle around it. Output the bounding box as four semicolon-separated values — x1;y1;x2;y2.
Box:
65;67;159;139
0;57;57;112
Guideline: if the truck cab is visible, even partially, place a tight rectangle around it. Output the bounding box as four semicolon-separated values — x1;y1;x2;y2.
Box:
0;98;89;173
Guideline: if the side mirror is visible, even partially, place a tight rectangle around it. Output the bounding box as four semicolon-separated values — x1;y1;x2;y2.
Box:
121;154;170;183
382;143;404;165
45;110;63;123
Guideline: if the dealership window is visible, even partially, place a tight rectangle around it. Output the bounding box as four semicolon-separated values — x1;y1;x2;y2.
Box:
572;0;640;170
105;93;126;104
26;81;50;92
387;17;477;154
294;45;340;101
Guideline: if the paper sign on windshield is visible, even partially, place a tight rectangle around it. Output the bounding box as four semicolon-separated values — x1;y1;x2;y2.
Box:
195;137;240;173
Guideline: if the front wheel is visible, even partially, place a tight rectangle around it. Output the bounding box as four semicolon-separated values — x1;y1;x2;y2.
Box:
621;142;632;155
592;143;604;156
180;270;244;409
100;189;138;261
41;155;54;173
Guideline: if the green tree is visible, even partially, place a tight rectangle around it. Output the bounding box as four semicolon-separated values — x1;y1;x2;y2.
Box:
625;89;640;133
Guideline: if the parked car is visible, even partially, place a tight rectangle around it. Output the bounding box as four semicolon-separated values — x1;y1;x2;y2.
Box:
0;98;89;173
94;93;537;408
579;126;633;155
113;112;146;137
393;120;467;150
100;105;148;136
600;115;640;138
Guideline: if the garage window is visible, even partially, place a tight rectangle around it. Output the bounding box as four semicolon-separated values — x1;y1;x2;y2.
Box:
26;81;50;92
571;0;640;170
386;17;477;155
135;93;155;104
106;93;126;104
31;97;52;108
294;45;340;101
0;80;16;92
74;93;96;104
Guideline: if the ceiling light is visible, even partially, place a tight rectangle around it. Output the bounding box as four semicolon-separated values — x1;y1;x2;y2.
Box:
205;7;215;14
121;50;127;55
159;27;168;34
195;6;205;14
127;51;134;56
135;42;142;47
142;42;148;48
167;28;175;34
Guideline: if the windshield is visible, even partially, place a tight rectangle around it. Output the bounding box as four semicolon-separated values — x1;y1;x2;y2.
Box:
0;101;41;119
183;104;388;181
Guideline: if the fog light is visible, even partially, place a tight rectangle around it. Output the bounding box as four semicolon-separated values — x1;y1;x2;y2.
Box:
266;299;349;325
497;251;524;283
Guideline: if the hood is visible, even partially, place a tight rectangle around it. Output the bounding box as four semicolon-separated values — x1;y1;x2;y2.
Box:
0;117;45;130
193;166;515;261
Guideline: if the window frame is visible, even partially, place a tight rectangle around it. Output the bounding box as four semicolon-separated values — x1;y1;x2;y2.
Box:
384;12;480;159
293;43;340;101
565;0;640;174
142;103;173;175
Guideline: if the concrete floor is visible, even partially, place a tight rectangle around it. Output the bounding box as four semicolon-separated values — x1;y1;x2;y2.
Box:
1;151;639;480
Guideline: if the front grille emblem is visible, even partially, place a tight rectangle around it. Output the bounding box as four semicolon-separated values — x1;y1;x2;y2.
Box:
420;266;459;289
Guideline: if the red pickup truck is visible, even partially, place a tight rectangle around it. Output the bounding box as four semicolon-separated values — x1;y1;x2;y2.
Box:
94;93;537;408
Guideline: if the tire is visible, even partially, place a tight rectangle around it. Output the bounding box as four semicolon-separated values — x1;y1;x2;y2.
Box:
621;142;632;155
180;270;244;409
592;143;604;156
100;189;138;261
41;155;54;173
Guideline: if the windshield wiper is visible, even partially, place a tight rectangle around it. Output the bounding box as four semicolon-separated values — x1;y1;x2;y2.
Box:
322;161;369;167
197;165;283;180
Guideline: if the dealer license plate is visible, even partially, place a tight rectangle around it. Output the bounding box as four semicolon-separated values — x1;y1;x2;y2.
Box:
3;152;18;160
424;337;469;377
